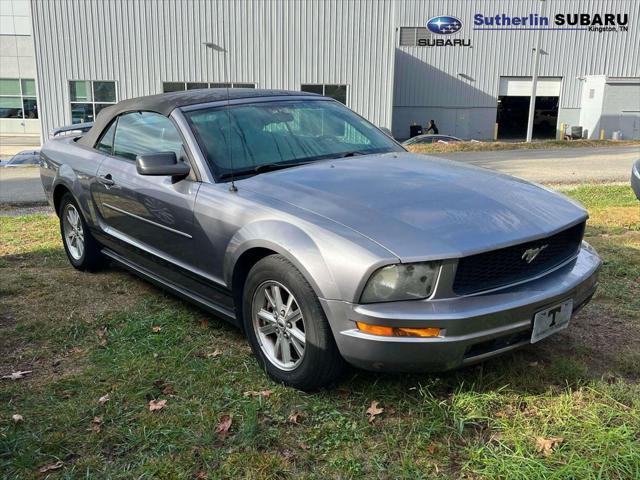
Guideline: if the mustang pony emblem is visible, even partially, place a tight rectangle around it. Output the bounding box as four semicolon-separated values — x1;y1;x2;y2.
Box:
522;245;548;263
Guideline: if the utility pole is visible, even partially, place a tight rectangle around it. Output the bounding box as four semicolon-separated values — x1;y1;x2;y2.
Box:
526;0;546;142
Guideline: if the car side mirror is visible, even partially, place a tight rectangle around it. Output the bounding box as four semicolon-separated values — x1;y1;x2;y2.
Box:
136;152;190;178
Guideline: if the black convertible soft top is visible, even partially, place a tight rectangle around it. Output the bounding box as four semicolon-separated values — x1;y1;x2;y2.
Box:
78;88;317;148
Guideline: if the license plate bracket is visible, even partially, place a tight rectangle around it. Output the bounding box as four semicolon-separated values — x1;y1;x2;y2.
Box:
531;299;574;343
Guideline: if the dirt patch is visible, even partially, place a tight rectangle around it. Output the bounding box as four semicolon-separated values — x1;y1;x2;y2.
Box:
0;259;155;383
541;301;640;381
0;204;53;217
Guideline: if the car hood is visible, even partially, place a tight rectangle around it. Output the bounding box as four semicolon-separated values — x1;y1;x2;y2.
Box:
241;152;587;261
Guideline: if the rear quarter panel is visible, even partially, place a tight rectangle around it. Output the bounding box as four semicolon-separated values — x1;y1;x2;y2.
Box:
40;136;105;223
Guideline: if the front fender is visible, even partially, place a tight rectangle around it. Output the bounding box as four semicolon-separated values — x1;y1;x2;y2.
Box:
224;219;339;300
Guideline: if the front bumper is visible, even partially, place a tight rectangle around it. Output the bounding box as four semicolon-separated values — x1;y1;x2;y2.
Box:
321;246;601;372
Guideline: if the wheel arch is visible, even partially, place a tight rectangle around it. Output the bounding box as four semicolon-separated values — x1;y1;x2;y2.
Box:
226;221;340;326
52;183;72;215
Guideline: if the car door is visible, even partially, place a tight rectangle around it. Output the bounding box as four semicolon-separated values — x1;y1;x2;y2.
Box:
91;111;202;270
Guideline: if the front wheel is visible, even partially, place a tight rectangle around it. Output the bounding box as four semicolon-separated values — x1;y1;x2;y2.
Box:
243;254;346;391
59;193;104;271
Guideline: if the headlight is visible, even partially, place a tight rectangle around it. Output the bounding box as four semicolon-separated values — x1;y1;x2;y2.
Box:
360;262;440;303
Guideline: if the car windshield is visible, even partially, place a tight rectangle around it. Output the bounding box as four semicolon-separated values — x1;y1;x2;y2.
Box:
184;99;402;179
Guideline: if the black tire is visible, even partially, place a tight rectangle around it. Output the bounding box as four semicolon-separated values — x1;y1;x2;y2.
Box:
58;192;104;271
242;254;346;391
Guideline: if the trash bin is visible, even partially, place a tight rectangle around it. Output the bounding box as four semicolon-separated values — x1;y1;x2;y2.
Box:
612;130;622;140
570;126;582;140
409;124;423;138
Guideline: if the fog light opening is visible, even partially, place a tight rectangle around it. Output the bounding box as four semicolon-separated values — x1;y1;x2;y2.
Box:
356;322;440;338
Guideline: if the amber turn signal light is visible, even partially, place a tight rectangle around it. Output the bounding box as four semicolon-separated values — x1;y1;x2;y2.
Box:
356;322;440;338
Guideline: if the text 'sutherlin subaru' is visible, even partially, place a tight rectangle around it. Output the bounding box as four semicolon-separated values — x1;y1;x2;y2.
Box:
40;89;601;390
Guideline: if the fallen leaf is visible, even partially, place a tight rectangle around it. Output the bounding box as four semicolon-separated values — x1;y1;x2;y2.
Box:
2;370;32;380
153;380;176;396
194;472;208;480
281;449;296;460
426;443;437;454
199;318;209;328
12;414;23;423
288;411;304;424
88;416;103;433
152;326;162;333
528;361;539;367
38;460;64;473
149;399;167;412
98;394;110;405
162;384;176;396
298;442;310;450
96;328;108;346
243;390;272;398
366;400;384;423
216;414;232;440
206;349;222;358
535;436;564;457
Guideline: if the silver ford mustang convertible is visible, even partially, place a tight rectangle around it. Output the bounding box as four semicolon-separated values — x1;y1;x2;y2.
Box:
40;89;601;390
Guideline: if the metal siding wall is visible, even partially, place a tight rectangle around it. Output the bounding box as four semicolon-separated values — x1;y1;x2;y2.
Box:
393;0;640;109
31;0;396;138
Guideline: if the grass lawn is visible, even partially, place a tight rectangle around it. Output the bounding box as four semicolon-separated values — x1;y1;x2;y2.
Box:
404;139;640;155
1;184;639;479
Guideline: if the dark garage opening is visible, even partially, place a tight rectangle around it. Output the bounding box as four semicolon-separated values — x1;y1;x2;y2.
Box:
496;96;559;140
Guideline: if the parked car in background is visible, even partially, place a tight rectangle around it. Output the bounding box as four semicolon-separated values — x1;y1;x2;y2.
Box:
40;89;601;390
402;134;462;146
632;159;640;200
1;150;40;167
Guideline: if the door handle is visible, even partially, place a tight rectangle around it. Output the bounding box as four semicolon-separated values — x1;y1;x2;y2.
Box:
98;174;115;187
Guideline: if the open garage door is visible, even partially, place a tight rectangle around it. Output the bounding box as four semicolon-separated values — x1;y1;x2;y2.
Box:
496;77;562;140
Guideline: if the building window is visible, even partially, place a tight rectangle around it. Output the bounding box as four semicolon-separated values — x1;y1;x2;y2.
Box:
0;78;38;119
300;84;348;105
69;80;117;124
398;27;432;46
162;82;256;93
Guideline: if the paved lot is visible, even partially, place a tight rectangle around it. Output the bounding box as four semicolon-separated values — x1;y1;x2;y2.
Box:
0;166;46;205
0;146;638;208
437;146;639;184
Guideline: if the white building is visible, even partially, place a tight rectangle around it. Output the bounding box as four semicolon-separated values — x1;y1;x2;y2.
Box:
0;0;39;139
2;0;639;143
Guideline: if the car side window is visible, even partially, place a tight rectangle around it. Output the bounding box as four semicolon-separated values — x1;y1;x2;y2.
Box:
112;111;183;161
95;120;117;154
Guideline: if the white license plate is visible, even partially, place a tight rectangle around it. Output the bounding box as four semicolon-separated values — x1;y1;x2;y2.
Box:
531;299;574;343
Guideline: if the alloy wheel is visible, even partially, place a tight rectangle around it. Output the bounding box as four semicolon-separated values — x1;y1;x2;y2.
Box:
63;204;85;260
252;280;306;371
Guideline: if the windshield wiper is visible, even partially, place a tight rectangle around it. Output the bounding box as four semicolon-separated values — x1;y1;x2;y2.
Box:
253;161;310;174
218;161;310;180
335;150;370;158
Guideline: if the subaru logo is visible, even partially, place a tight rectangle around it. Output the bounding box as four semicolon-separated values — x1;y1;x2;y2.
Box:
426;16;463;35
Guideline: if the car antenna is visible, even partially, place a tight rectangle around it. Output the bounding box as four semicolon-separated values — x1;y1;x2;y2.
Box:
204;40;237;192
225;85;237;192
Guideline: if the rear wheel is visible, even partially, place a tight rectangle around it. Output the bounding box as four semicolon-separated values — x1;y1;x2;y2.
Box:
59;193;104;271
243;254;346;390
